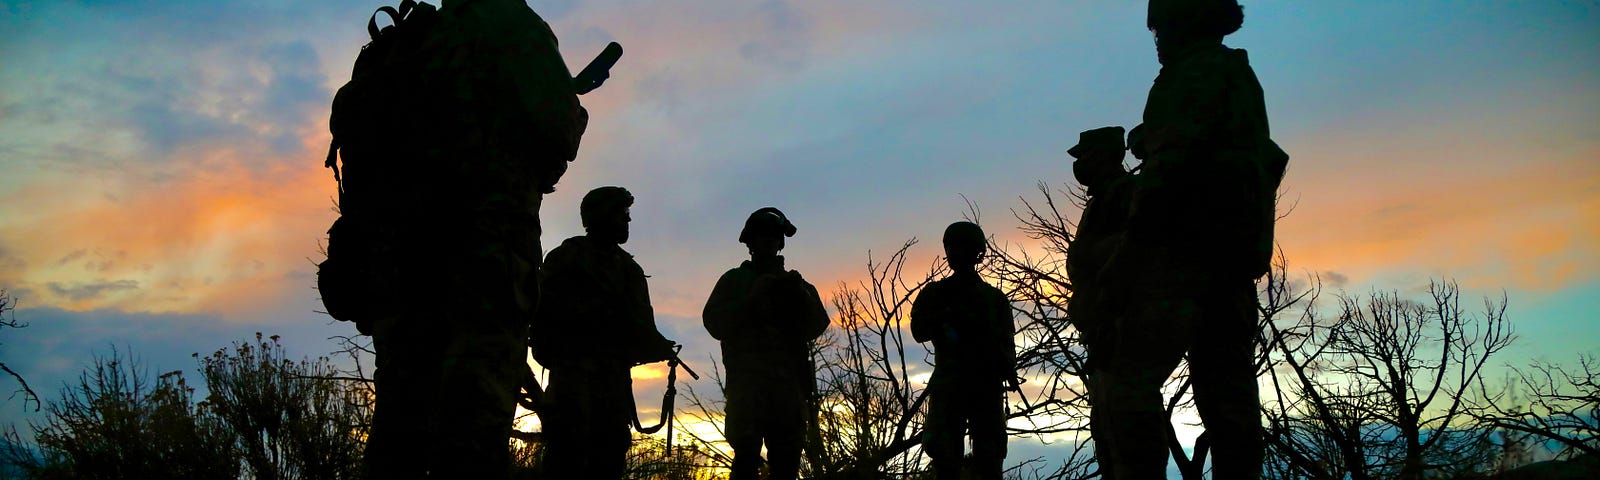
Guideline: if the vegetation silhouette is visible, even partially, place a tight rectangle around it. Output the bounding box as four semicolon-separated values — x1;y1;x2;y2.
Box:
1;290;39;413
2;335;368;479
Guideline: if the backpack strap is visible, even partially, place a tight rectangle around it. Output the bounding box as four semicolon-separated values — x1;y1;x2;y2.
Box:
366;0;420;40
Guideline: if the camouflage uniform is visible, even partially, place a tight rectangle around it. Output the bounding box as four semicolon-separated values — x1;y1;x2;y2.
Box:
1076;38;1286;480
534;234;674;479
911;269;1016;480
704;254;830;480
1065;130;1140;480
363;1;585;478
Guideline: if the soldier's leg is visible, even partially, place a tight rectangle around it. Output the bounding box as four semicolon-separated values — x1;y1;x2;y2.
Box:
540;368;595;477
1085;371;1118;480
366;315;441;479
765;381;808;480
922;379;964;480
1083;336;1120;480
1096;296;1189;480
724;370;766;480
969;384;1009;480
1189;280;1263;479
592;370;636;480
430;314;524;477
430;240;540;478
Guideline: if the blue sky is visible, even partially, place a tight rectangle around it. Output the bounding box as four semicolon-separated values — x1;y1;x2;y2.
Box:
2;0;1597;470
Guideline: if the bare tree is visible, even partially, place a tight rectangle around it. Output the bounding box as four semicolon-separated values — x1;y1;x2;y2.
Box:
993;182;1226;479
983;185;1104;479
1261;280;1514;480
803;240;938;478
675;358;740;475
0;289;38;412
1473;354;1600;460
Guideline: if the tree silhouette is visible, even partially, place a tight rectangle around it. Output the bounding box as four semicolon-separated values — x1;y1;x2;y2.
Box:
0;289;38;412
197;333;369;480
1261;280;1514;480
2;349;240;479
1472;354;1600;461
3;335;371;479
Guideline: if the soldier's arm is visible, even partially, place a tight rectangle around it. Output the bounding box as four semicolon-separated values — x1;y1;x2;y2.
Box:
1222;53;1273;145
512;11;587;191
798;279;831;340
702;270;748;341
908;284;941;344
631;278;675;364
994;290;1018;381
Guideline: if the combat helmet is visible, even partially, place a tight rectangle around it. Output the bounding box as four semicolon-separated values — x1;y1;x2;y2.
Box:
739;207;797;243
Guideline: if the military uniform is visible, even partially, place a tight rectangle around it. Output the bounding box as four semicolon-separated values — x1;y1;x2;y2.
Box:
1075;39;1286;480
703;207;829;480
911;270;1016;480
534;234;673;479
360;1;585;477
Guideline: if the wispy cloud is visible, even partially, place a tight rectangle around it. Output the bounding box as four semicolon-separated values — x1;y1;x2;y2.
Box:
46;280;140;302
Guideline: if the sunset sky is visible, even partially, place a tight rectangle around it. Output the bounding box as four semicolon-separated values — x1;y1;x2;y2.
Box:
2;0;1596;467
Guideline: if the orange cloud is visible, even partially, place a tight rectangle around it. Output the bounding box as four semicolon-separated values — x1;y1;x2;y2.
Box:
1275;140;1599;292
0;134;337;318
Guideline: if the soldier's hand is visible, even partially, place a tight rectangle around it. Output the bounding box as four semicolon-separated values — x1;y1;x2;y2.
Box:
750;274;779;297
638;339;677;365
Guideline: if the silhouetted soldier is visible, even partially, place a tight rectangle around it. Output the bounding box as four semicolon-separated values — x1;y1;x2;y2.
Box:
1070;1;1288;478
533;186;677;479
340;1;592;477
1066;126;1144;479
703;207;830;480
911;221;1017;480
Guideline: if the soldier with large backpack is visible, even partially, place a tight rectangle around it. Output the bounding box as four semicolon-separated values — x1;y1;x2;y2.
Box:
316;0;617;476
1069;1;1289;478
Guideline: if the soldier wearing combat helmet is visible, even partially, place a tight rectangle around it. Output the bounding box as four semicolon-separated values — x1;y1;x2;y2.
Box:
910;221;1017;480
703;207;830;480
1071;1;1288;478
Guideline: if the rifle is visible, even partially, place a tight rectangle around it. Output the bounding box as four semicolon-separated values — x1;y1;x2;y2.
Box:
572;42;623;95
632;344;699;457
517;342;700;455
